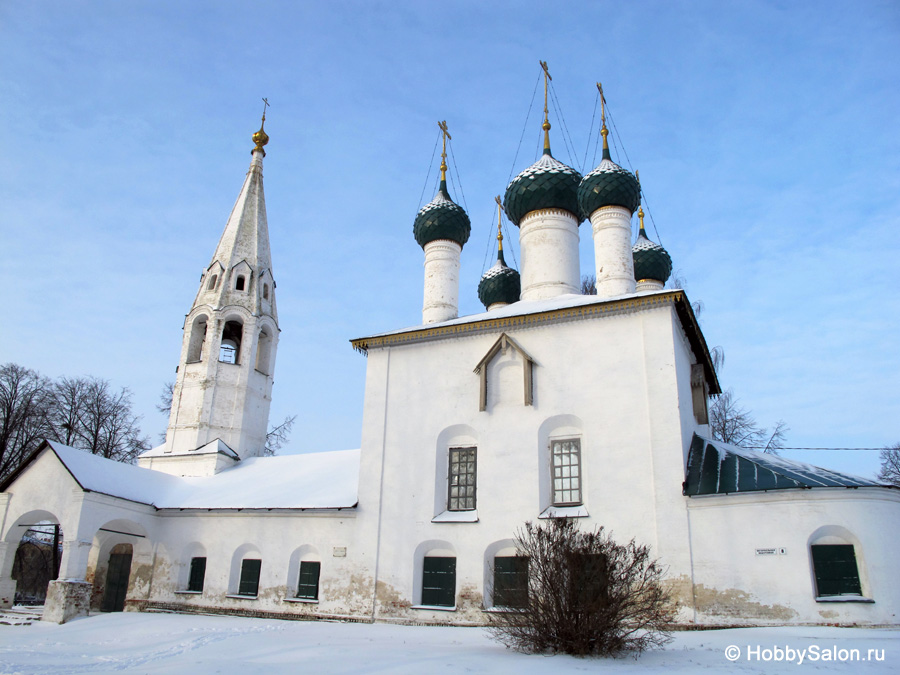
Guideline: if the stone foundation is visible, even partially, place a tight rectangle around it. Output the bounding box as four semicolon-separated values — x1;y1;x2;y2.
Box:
0;579;16;608
42;580;91;624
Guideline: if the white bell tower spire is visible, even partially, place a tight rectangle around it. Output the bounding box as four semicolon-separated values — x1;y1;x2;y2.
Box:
140;103;280;476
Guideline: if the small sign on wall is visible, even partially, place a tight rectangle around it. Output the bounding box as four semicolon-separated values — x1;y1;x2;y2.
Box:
755;548;787;556
333;546;347;557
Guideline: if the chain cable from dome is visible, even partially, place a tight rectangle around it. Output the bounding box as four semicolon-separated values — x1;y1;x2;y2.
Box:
446;135;468;213
506;71;542;185
582;86;601;174
548;78;578;169
417;130;441;211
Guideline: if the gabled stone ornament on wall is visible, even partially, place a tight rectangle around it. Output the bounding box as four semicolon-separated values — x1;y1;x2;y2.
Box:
139;103;280;476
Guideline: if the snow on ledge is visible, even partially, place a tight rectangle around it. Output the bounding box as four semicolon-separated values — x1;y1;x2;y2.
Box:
538;505;589;519
431;510;478;523
815;595;875;603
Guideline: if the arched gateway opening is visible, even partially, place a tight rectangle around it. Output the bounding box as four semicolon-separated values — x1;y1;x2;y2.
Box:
10;521;63;605
100;543;133;612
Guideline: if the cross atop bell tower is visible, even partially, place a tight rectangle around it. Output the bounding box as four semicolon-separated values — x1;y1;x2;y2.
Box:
140;106;280;476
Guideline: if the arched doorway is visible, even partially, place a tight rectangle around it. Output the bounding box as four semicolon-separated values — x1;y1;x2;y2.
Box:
100;543;132;612
10;520;63;605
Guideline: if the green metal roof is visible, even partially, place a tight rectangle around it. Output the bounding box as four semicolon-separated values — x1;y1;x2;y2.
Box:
632;229;672;283
577;152;640;219
477;250;520;309
503;150;582;226
413;180;471;249
684;435;884;496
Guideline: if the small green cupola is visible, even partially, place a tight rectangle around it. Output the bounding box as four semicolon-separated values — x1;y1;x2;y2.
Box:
478;199;521;310
577;89;640;219
413;123;471;249
632;205;672;288
503;63;582;226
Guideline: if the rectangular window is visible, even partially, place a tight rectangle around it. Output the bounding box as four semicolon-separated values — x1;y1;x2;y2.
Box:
448;447;477;511
551;438;582;505
493;556;528;608
187;557;206;592
422;556;456;607
238;559;261;596
573;553;609;609
811;545;863;597
296;561;321;600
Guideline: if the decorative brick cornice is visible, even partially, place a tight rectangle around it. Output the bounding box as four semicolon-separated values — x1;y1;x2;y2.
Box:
350;290;721;395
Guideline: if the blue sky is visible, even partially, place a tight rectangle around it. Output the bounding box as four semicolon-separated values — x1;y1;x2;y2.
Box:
1;0;897;478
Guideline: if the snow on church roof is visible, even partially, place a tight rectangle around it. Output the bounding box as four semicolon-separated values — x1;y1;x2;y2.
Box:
18;441;359;510
684;434;886;496
351;289;722;395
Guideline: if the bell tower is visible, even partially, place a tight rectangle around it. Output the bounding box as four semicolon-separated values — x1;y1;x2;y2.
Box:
140;106;280;476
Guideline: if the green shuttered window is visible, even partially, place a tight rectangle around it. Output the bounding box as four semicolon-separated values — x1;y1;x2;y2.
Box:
493;556;528;608
422;556;456;607
187;557;206;592
238;559;261;596
296;561;321;600
811;545;862;597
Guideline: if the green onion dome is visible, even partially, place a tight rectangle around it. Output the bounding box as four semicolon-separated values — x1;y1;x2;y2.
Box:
478;249;521;309
503;149;583;227
577;147;640;219
413;179;471;249
632;218;672;284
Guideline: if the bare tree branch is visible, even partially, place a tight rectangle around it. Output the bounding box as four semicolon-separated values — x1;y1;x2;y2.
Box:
877;443;900;487
264;415;297;457
580;275;597;296
487;519;675;656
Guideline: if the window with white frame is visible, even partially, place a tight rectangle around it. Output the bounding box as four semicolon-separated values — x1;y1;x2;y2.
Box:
551;438;582;506
448;447;476;511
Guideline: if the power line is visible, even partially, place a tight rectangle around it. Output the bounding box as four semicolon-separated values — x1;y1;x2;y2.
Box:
744;447;886;452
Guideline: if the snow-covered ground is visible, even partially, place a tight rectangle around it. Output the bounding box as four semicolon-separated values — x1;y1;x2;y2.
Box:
0;612;896;674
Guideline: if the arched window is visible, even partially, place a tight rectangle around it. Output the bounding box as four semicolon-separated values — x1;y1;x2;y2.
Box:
219;321;243;364
255;329;272;374
186;315;208;363
235;275;246;291
263;283;269;300
207;274;218;291
413;541;456;608
808;527;867;599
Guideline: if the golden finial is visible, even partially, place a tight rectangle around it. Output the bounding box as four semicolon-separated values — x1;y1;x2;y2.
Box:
638;201;648;236
540;60;552;152
597;82;609;154
252;97;270;155
438;120;451;182
494;195;504;251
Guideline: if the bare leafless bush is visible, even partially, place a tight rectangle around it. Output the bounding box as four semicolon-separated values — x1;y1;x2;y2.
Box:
488;519;675;657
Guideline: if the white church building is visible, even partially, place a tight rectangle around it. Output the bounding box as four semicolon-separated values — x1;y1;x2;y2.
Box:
1;91;897;627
